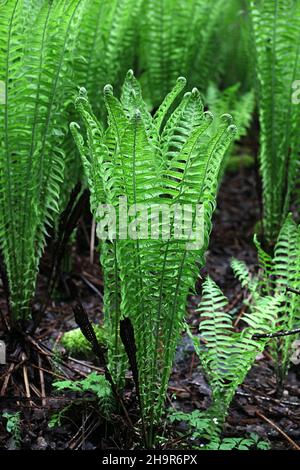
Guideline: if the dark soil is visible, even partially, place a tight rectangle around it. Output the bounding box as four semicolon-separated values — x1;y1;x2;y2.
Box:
0;163;299;451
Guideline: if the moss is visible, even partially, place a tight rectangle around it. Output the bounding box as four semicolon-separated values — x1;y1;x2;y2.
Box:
61;325;106;357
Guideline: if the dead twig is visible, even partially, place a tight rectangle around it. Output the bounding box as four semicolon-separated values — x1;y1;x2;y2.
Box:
234;294;252;328
287;287;300;296
30;363;66;381
38;355;46;406
237;389;300;407
0;362;15;396
253;327;300;340
22;354;32;404
256;411;300;451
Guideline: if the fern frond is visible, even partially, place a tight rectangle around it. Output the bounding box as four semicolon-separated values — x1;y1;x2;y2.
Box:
233;217;300;391
72;73;235;445
271;215;300;380
0;0;83;321
231;258;257;294
250;0;300;242
195;276;281;437
139;0;228;108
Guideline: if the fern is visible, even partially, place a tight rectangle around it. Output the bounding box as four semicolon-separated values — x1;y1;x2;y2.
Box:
205;82;255;177
217;0;254;91
0;0;84;323
232;215;300;392
271;215;300;389
2;411;21;449
206;83;255;142
190;276;281;443
71;71;236;445
74;0;142;117
50;372;113;426
250;0;300;243
169;409;270;450
138;0;230;108
59;0;143;219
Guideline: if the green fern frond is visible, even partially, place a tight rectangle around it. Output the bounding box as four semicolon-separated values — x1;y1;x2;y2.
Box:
231;258;257;294
250;0;300;242
271;215;300;383
139;0;229;108
0;0;83;322
74;0;142;117
72;72;236;445
235;215;300;391
194;276;281;438
206;83;255;142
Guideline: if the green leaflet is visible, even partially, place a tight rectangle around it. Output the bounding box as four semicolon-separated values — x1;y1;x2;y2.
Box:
0;0;83;323
72;71;236;446
250;0;300;243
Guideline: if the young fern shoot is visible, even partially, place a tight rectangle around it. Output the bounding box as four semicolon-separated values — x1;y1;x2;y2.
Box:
71;71;236;446
190;276;282;443
235;215;300;392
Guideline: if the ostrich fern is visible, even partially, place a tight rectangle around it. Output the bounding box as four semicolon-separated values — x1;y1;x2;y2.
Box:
0;0;83;324
205;82;255;177
138;0;229;107
60;0;143;213
189;276;282;445
250;0;300;243
71;71;236;445
232;215;300;392
74;0;142;117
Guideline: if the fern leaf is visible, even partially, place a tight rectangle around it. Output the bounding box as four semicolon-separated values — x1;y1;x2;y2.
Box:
0;0;83;321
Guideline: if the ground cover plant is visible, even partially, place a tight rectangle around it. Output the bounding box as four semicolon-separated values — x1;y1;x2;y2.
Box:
0;0;300;454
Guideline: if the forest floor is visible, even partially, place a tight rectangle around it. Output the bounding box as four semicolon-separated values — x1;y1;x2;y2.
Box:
0;161;300;451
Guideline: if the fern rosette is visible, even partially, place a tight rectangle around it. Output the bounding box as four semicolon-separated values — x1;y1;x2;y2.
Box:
72;70;236;444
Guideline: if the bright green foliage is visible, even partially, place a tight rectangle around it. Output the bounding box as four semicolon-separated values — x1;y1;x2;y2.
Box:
250;0;300;243
138;0;230;107
71;71;236;445
189;276;282;442
206;83;255;143
0;0;83;323
60;325;107;357
74;0;142;117
219;0;254;91
238;215;300;390
2;412;21;449
60;0;143;214
50;372;113;427
53;372;111;401
205;83;255;175
169;410;270;449
272;216;300;386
